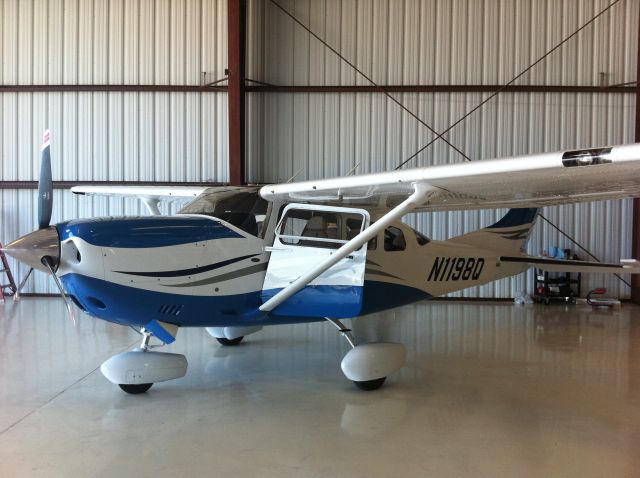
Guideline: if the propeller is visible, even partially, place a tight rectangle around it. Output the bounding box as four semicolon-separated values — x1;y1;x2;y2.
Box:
37;130;53;229
3;130;76;323
11;131;53;300
41;255;75;324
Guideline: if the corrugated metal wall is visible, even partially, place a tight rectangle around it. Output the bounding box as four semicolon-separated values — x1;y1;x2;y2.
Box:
245;0;638;298
248;0;637;87
0;0;229;293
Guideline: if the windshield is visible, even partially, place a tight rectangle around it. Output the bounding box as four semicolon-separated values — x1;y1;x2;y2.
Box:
178;187;268;237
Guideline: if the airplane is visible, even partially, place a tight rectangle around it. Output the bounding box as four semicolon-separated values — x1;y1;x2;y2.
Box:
4;131;640;394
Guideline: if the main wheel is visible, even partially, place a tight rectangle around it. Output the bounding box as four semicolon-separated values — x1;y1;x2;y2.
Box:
119;383;153;394
216;336;244;346
353;377;386;391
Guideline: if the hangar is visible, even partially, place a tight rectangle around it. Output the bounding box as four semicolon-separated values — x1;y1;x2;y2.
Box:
1;0;640;476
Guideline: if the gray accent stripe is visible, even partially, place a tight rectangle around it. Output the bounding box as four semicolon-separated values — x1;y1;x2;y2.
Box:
164;263;268;288
365;268;403;280
115;253;259;278
487;227;530;235
487;227;531;240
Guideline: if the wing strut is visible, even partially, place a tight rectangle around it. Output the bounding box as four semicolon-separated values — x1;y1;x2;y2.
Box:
141;197;161;216
259;184;435;313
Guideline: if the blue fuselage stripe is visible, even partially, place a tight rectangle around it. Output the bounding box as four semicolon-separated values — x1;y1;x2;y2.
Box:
57;216;242;248
61;273;430;327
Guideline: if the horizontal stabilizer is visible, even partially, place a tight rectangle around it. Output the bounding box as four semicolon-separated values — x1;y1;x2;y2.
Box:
500;256;640;274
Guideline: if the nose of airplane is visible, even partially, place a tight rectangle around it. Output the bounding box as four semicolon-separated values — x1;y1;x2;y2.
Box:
2;226;60;273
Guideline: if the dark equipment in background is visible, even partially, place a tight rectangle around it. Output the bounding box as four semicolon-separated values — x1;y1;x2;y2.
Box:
533;268;582;305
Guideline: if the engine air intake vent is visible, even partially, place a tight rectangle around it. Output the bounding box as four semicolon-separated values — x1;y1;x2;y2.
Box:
158;304;184;316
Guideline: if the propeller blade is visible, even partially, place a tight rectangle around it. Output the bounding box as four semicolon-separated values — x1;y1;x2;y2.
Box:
37;130;53;230
41;256;76;324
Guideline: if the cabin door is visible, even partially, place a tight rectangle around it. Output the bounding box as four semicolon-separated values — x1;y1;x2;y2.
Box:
262;203;370;318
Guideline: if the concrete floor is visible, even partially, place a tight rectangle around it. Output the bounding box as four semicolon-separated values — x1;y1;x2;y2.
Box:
1;299;640;477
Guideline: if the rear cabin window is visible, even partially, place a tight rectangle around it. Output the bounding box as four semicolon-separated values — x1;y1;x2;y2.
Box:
347;217;377;250
415;230;430;246
278;209;366;250
384;227;406;251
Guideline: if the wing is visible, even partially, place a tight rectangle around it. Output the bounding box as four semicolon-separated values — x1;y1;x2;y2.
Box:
71;185;208;199
260;144;640;211
71;185;209;215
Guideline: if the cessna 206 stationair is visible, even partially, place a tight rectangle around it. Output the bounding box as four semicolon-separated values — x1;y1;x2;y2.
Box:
5;132;640;394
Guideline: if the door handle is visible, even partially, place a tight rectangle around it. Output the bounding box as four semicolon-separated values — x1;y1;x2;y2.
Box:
264;246;291;252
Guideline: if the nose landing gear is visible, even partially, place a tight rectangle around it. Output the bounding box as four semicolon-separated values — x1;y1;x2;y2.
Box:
100;328;188;394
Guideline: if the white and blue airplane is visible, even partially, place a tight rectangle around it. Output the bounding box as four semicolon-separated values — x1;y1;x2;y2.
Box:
5;132;640;394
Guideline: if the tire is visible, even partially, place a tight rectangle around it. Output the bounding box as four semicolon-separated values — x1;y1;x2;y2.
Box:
353;377;386;391
216;336;244;346
119;383;153;394
543;298;550;305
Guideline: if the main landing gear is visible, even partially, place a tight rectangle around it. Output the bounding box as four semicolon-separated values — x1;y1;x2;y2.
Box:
326;318;406;391
205;326;263;346
100;328;188;394
216;337;244;346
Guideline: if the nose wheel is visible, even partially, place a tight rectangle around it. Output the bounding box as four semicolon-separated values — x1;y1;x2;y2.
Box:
117;331;156;394
119;383;153;394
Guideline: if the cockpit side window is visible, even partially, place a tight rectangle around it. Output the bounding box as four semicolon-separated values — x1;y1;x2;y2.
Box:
279;209;341;249
276;208;372;250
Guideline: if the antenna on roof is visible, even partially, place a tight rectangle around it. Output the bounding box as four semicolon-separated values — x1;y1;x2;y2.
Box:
345;161;361;177
286;167;304;183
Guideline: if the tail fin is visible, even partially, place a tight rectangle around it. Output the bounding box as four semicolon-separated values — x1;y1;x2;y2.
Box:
447;208;539;253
